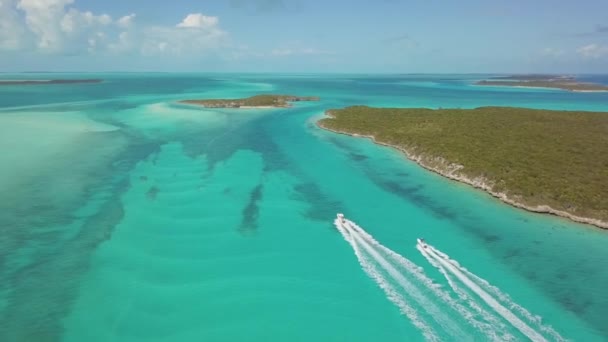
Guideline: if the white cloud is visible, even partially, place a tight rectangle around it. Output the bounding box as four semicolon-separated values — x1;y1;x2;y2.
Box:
55;8;114;55
117;13;135;28
107;31;133;54
140;13;226;56
176;13;219;29
0;1;227;59
0;0;29;50
60;9;111;33
17;0;75;51
577;44;608;59
141;25;226;56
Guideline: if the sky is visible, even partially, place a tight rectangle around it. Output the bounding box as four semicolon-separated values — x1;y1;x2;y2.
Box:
0;0;607;73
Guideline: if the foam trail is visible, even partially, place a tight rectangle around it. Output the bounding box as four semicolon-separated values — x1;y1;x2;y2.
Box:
423;244;548;342
343;223;470;339
427;246;566;342
334;220;439;341
417;245;514;341
349;221;505;341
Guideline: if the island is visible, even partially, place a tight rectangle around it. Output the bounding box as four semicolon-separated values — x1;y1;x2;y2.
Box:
180;94;320;108
318;106;608;229
0;79;102;86
475;75;608;92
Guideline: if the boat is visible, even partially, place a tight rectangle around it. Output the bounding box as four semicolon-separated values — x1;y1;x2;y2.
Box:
417;238;427;248
337;213;346;225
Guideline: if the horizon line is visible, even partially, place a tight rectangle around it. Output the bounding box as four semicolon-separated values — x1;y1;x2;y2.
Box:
1;71;608;76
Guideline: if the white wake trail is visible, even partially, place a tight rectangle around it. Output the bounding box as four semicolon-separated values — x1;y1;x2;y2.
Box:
349;221;506;341
342;222;470;339
417;245;515;341
427;245;566;342
423;244;548;342
334;219;439;341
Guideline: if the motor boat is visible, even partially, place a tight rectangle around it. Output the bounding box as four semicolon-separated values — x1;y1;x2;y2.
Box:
417;238;427;248
337;213;346;225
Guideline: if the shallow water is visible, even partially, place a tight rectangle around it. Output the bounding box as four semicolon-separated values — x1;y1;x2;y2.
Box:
1;74;607;341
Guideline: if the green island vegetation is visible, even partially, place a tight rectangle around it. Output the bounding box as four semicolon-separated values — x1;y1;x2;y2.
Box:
476;75;608;92
180;94;319;108
318;106;608;227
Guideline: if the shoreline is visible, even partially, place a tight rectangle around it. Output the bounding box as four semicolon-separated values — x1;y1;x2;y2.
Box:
475;82;608;93
482;84;608;93
179;95;319;109
316;113;608;230
178;100;290;109
178;102;287;109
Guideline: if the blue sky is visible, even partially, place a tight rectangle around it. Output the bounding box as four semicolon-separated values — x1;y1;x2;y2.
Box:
1;0;607;73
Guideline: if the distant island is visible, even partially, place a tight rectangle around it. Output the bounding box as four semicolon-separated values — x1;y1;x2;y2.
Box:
180;94;320;108
475;75;608;92
318;106;608;229
0;79;102;86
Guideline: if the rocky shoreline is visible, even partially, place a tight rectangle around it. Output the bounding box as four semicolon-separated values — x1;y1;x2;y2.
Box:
317;112;608;230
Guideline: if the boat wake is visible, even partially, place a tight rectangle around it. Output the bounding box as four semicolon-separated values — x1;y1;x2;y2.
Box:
335;215;566;341
418;242;566;342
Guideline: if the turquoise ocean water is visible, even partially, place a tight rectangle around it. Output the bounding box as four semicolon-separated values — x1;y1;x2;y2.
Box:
1;73;607;341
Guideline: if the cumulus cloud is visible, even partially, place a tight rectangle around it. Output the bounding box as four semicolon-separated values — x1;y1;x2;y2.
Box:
56;8;112;54
117;13;136;28
577;44;608;59
176;13;219;29
107;31;135;54
17;0;76;51
2;0;117;54
59;9;113;55
0;1;228;58
141;26;225;56
0;0;28;50
140;13;226;55
60;9;111;34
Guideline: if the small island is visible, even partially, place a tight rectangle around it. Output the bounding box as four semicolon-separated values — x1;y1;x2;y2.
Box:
318;106;608;229
475;75;608;92
0;79;102;86
180;94;320;108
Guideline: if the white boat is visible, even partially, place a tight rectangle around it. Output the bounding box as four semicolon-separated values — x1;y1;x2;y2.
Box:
337;213;346;225
417;238;427;248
